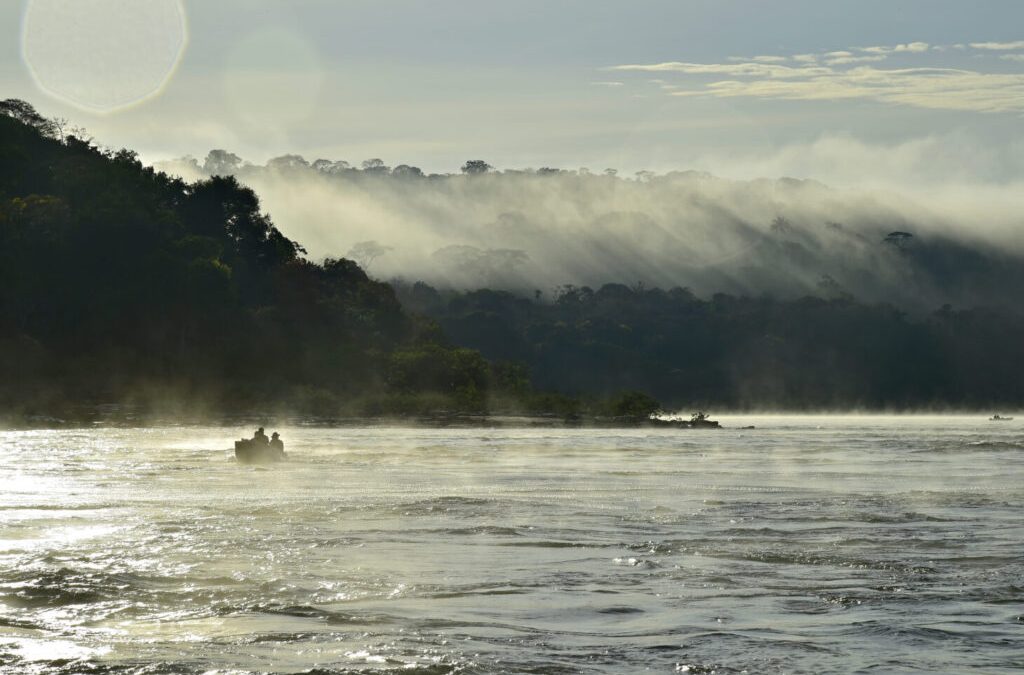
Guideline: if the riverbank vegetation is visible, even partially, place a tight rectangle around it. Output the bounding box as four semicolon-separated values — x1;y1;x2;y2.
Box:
395;282;1024;410
0;101;528;421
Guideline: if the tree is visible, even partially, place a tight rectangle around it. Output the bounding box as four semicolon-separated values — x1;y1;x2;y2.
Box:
0;99;57;138
361;158;390;175
49;117;68;142
347;240;393;269
431;246;530;286
884;231;914;250
392;164;424;178
203;149;243;175
461;159;492;175
311;159;351;174
609;391;662;420
266;154;310;171
182;175;303;273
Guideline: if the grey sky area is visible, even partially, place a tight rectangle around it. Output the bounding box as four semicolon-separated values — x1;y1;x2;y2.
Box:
2;1;1023;182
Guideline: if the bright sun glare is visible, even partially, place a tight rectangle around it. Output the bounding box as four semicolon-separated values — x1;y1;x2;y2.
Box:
21;0;187;112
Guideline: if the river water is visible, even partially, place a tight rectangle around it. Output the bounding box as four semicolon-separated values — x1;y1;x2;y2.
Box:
1;416;1021;674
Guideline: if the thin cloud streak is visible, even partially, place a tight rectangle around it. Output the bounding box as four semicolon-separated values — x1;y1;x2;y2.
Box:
970;40;1024;50
611;40;1024;114
859;41;930;54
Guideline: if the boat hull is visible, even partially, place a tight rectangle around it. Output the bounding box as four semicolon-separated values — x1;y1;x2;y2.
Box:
234;439;286;463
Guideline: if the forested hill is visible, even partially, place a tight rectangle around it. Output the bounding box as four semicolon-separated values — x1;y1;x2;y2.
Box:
160;149;1024;314
0;100;525;419
3;98;1024;417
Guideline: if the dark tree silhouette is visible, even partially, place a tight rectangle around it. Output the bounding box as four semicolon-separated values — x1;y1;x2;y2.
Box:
884;231;914;249
361;158;390;174
461;160;492;175
0;99;57;138
203;149;243;175
392;164;425;178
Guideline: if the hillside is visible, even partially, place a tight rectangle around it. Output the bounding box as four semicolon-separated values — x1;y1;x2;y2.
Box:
0;101;514;420
4;99;1024;418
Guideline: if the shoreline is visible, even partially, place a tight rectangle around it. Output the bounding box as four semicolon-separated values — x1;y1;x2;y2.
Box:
2;407;1016;430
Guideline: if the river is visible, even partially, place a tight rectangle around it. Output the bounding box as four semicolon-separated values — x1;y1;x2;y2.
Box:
1;416;1022;673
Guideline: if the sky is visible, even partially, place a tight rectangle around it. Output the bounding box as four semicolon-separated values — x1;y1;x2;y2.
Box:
2;0;1024;182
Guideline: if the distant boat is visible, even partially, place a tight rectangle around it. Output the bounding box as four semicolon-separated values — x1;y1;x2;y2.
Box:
689;411;721;428
989;414;1014;421
648;412;722;429
234;438;287;463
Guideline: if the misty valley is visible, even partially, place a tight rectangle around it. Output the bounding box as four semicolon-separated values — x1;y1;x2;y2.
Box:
3;101;1024;422
2;93;1023;673
3;4;1024;669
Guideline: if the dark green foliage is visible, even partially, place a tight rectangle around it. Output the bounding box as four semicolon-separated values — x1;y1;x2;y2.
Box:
605;391;663;420
11;98;1021;416
0;101;514;417
395;280;1024;410
387;345;490;411
461;159;492;175
0;99;58;138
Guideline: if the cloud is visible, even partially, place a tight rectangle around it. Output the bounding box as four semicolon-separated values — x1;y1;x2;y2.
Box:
730;55;791;64
611;41;1024;114
969;41;1024;50
1001;54;1024;62
860;41;930;55
824;54;887;66
591;81;624;86
613;61;832;79
687;132;1024;189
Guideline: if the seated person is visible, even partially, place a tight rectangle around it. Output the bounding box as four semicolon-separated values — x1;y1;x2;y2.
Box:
253;427;269;444
270;432;284;454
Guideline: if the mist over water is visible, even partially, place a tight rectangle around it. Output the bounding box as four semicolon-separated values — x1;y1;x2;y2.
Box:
156;151;1024;310
2;418;1022;673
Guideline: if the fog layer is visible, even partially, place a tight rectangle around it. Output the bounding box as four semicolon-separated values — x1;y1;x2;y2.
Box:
158;146;1024;310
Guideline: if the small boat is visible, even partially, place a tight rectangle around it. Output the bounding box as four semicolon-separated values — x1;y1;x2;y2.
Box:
648;411;722;429
990;414;1014;421
688;412;721;428
234;438;287;463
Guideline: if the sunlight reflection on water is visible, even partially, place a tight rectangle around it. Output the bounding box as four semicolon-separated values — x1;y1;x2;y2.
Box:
0;418;1021;673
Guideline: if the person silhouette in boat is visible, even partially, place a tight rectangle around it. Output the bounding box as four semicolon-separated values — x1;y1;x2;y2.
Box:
270;432;284;456
253;427;269;445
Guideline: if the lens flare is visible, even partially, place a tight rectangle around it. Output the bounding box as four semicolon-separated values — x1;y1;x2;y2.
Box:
21;0;187;112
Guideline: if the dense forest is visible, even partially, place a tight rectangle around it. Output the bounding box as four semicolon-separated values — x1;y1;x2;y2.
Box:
396;282;1024;409
3;99;1024;421
0;100;542;421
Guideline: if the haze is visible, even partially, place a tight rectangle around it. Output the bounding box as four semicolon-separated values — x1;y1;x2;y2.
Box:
2;1;1022;174
3;1;1024;305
